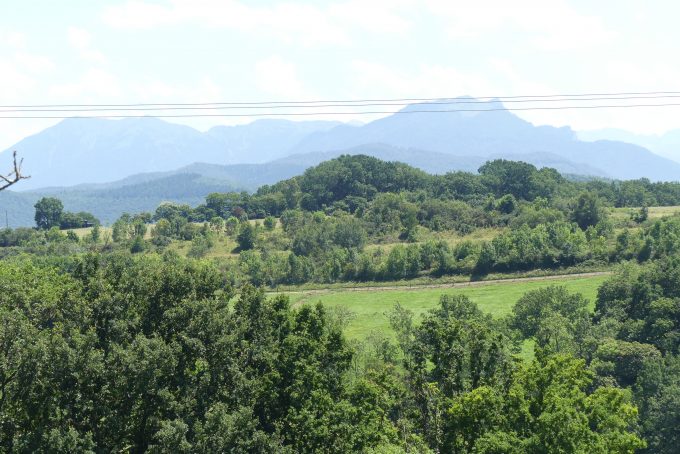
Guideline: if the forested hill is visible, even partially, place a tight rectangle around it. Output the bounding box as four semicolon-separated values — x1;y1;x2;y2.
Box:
247;154;680;216
5;153;680;228
0;173;245;227
0;158;313;227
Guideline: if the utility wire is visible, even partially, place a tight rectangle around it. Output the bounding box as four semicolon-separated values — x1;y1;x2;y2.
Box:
3;90;680;109
4;102;680;119
4;94;680;112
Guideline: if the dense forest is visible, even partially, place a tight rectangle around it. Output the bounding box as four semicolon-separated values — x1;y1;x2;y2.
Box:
3;156;680;451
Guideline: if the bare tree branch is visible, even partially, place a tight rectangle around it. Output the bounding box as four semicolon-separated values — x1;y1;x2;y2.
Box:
0;151;29;191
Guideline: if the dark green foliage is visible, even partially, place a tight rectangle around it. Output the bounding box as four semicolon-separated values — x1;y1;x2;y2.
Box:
236;222;256;251
0;253;658;452
187;232;214;258
6;154;680;452
509;202;564;228
591;339;660;387
296;154;430;210
479;159;563;201
495;194;517;214
570;191;608;230
34;196;64;230
512;285;592;354
59;210;99;229
595;258;680;354
632;205;649;223
404;295;516;396
0;257;397;452
444;354;644;453
130;235;145;253
634;355;680;453
480;221;590;273
388;295;645;453
263;215;276;230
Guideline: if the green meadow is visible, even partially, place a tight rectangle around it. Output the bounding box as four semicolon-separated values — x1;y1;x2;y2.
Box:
282;274;608;340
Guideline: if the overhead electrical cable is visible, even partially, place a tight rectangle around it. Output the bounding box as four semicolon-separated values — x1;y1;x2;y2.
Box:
4;102;680;119
3;90;680;109
4;94;680;112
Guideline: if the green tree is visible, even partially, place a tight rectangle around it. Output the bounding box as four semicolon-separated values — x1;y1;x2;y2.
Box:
635;354;680;453
479;159;538;200
444;353;645;453
263;216;276;231
130;235;145;253
209;216;224;232
570;191;607;230
496;194;517;214
511;285;592;355
34;197;63;230
225;216;239;236
236;222;256;251
88;224;101;244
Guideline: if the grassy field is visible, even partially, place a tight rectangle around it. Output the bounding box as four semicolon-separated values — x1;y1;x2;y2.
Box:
610;205;680;223
280;274;608;340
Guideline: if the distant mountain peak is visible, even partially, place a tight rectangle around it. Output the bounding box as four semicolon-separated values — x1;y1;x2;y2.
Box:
4;99;680;192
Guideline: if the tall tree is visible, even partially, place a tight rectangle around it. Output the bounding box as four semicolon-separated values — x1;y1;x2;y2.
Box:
34;197;64;230
570;191;607;230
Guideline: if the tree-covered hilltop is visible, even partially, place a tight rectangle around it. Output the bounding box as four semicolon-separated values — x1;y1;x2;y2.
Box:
139;156;680;285
188;155;680;222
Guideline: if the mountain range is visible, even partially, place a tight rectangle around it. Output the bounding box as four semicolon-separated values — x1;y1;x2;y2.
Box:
2;97;680;227
578;128;680;163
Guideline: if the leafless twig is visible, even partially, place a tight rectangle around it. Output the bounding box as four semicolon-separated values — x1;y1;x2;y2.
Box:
0;151;29;191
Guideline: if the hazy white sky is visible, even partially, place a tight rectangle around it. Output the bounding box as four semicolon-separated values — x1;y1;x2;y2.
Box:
2;0;680;149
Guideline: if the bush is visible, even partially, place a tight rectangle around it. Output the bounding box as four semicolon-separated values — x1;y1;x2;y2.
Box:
236;222;256;251
130;235;145;253
263;216;276;231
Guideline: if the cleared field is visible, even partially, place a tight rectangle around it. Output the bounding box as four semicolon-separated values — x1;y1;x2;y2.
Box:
610;205;680;222
70;225;114;239
283;274;608;340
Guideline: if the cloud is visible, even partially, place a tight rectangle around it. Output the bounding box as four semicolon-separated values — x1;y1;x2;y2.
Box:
255;56;306;99
0;29;55;97
14;52;55;73
67;27;108;64
102;0;411;45
3;31;27;48
0;60;37;97
328;0;412;35
350;60;495;99
425;0;614;51
49;68;121;98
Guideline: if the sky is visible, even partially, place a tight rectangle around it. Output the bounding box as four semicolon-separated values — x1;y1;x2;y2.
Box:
2;0;680;150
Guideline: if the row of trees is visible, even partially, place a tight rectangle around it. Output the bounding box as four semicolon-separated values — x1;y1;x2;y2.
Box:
11;196;680;288
33;197;99;230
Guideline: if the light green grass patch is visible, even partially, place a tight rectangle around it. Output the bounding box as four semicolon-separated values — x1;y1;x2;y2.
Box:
609;205;680;222
283;274;607;340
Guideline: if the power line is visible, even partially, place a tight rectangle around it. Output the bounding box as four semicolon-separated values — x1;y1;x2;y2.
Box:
4;94;680;113
4;102;680;119
3;90;680;109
